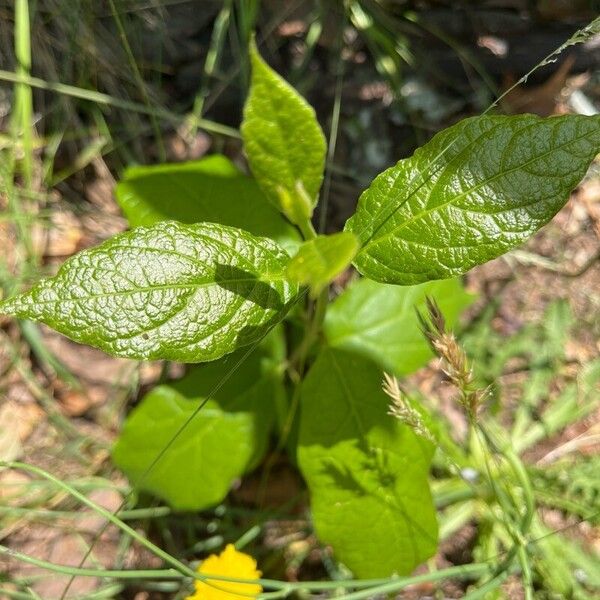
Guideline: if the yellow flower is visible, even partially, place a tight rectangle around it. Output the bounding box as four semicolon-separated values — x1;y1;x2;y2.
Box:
186;544;263;600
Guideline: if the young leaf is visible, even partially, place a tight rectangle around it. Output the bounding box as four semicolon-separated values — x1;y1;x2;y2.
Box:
116;154;301;254
113;337;284;511
346;114;600;284
241;41;327;225
324;278;474;375
286;232;359;296
0;221;298;363
298;348;438;578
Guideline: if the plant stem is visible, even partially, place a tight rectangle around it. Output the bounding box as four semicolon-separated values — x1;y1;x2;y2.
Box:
288;215;328;368
319;16;345;233
19;320;81;389
2;533;492;596
13;0;33;188
434;480;477;508
1;461;200;582
297;217;317;240
323;563;492;600
189;0;232;135
0;70;240;139
462;569;510;600
107;0;166;161
517;544;534;600
0;505;172;521
0;545;183;580
504;448;535;534
311;286;329;333
439;500;475;539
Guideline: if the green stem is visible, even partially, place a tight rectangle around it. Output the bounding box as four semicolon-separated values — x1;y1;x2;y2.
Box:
0;505;171;520
319;563;492;600
297;217;317;240
517;544;534;600
533;488;595;519
0;330;80;439
288;215;328;369
262;288;329;504
311;286;329;333
1;461;198;582
462;569;511;600
107;0;165;161
439;500;475;539
0;70;240;139
434;481;477;508
476;424;537;593
189;0;232;134
2;533;493;596
13;0;33;188
502;447;535;535
0;545;183;580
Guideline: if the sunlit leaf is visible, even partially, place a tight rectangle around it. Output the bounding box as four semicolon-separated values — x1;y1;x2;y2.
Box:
1;221;298;363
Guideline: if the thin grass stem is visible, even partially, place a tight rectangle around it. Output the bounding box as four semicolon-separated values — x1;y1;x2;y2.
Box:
13;0;33;187
0;70;240;139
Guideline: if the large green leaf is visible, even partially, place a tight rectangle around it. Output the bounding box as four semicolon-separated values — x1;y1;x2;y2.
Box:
0;221;298;363
115;154;300;254
286;232;359;296
241;42;326;225
324;278;474;375
298;348;438;578
346;114;600;284
113;333;285;511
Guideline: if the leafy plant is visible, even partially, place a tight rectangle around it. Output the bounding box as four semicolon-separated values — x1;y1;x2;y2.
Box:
2;39;599;584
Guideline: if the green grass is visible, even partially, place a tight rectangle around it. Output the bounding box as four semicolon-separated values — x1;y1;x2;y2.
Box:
12;0;33;188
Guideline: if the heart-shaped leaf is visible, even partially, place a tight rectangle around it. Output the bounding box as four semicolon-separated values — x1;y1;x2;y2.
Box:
113;333;285;511
298;348;438;577
325;277;474;375
116;154;301;254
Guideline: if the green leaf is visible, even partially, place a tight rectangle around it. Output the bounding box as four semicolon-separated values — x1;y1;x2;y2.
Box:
241;41;326;225
0;221;298;363
115;154;301;254
113;334;284;511
286;232;359;296
324;278;474;375
298;348;438;578
346;114;600;284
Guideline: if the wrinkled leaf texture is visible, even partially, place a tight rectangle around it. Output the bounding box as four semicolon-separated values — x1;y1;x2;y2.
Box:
0;221;298;363
347;114;600;284
242;42;326;224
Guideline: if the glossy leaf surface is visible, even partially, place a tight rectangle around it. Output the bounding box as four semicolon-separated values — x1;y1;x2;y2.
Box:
325;278;474;375
346;114;600;284
286;232;359;296
0;221;298;362
113;337;284;510
241;42;326;224
298;348;438;577
115;154;300;253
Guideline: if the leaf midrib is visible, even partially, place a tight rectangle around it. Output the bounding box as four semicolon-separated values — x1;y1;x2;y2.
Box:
329;351;368;437
2;276;287;309
360;120;599;255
